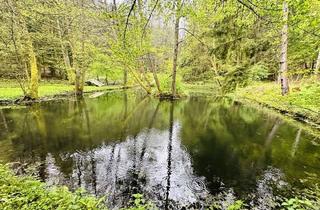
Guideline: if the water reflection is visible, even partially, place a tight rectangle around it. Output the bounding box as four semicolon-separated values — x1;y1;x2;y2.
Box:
0;91;319;208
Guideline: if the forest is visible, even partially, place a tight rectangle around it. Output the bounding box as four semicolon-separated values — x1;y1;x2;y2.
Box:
0;0;319;209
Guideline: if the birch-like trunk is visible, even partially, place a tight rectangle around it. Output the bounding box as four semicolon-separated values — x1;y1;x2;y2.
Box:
280;1;289;95
171;0;181;97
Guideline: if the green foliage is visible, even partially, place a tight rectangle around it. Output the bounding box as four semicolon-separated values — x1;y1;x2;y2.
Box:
281;198;314;210
0;164;106;210
227;200;244;210
180;0;320;90
208;200;244;210
122;194;155;210
158;74;183;94
281;180;320;210
247;63;270;81
88;53;123;83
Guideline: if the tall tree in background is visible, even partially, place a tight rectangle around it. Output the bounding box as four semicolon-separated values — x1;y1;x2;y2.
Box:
171;0;181;98
280;1;289;95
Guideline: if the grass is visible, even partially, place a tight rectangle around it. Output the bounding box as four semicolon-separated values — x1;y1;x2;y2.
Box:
183;81;219;96
0;80;123;100
233;79;320;125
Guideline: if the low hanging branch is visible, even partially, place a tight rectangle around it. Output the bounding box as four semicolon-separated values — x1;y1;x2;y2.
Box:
123;0;137;43
142;0;159;38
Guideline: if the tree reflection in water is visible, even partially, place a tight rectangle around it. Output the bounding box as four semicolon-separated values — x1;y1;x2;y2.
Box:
0;92;319;208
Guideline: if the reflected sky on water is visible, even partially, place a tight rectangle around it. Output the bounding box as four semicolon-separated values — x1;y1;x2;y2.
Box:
0;91;319;208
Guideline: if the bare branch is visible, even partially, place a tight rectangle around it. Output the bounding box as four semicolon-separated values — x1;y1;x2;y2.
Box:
142;0;159;38
123;0;137;43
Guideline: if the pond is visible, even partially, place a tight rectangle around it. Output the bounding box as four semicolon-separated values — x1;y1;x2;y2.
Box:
0;91;319;209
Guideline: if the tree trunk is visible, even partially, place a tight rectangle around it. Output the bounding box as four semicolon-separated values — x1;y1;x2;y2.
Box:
57;19;75;83
112;0;117;11
28;42;39;99
150;55;161;93
63;47;75;83
171;0;181;97
280;1;289;96
75;0;86;97
315;50;320;75
127;65;151;94
75;66;85;96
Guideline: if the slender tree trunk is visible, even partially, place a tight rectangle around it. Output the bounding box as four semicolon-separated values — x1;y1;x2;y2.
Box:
75;67;84;96
127;65;151;94
142;66;152;88
171;0;181;97
28;41;39;99
280;1;289;96
112;0;117;11
315;50;320;76
57;20;75;83
75;0;86;97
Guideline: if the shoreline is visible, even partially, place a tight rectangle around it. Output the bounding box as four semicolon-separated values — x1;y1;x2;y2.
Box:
235;97;320;129
232;97;320;137
0;86;130;107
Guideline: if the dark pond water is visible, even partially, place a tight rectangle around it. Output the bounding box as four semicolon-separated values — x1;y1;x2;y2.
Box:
0;91;319;209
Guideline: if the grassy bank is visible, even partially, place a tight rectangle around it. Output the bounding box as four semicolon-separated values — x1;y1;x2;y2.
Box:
0;80;123;102
233;80;320;127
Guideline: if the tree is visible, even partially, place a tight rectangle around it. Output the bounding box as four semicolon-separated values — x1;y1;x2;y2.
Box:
171;0;181;98
280;1;289;95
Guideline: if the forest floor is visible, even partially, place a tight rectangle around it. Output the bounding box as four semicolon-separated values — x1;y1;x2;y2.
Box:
0;80;124;104
234;79;320;127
